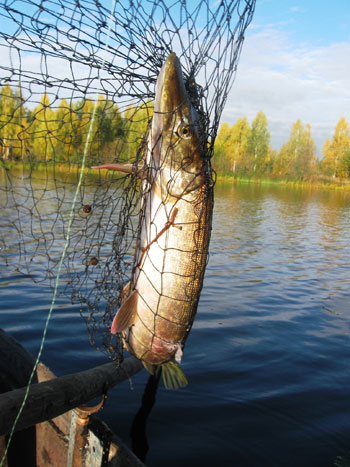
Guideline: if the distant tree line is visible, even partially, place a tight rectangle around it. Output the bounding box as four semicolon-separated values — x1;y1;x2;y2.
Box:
1;83;350;180
0;83;152;164
214;111;350;180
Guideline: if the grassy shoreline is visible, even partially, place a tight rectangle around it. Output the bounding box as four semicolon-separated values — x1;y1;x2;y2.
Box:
0;161;122;178
215;173;350;191
2;161;350;191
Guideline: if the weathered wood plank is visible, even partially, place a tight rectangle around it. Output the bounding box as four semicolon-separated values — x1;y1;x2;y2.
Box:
36;362;72;436
35;362;72;467
0;357;143;436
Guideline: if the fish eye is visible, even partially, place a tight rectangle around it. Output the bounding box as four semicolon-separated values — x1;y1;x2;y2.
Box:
177;125;191;139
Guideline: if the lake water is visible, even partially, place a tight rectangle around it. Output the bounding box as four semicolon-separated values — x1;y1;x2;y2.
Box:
1;177;350;466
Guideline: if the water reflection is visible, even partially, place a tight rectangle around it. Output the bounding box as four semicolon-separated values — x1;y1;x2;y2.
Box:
0;166;139;356
1;175;350;466
130;372;161;462
212;182;350;313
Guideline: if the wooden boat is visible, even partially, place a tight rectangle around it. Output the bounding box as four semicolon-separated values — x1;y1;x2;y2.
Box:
0;328;145;466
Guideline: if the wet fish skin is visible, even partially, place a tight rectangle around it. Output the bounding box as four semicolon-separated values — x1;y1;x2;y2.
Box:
95;53;213;388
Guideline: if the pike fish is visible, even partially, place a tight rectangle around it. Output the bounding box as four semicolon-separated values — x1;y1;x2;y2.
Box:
93;53;213;389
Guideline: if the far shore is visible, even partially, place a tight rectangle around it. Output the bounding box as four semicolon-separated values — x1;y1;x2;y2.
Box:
215;173;350;191
2;161;350;191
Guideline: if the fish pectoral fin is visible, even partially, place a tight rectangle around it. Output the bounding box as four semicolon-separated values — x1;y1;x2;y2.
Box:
111;290;139;334
161;361;188;390
121;280;131;304
91;163;133;174
91;163;144;179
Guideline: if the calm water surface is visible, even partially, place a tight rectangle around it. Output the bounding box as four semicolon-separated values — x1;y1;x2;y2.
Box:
1;179;350;466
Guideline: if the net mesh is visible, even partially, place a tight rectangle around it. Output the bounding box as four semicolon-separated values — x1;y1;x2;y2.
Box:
0;0;255;362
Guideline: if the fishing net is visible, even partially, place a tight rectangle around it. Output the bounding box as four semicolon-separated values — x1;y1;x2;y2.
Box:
0;0;255;362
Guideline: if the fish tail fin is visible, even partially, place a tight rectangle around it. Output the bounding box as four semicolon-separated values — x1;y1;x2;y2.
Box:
142;360;187;389
161;361;188;390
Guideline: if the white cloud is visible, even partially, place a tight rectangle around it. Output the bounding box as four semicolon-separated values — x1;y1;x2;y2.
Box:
289;6;305;14
223;27;350;155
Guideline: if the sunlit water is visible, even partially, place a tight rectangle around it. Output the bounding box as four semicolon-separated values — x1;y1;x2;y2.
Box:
1;178;350;466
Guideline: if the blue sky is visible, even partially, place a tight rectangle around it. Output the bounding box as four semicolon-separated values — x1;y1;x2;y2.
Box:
1;0;349;156
224;0;350;155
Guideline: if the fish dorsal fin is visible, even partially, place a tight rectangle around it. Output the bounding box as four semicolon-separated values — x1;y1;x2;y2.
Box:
161;361;188;389
111;289;139;334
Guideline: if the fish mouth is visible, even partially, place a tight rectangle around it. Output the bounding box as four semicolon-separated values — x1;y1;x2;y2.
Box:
150;52;205;200
154;52;187;116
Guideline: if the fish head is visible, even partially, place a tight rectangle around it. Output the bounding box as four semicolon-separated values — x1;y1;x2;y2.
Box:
149;52;205;200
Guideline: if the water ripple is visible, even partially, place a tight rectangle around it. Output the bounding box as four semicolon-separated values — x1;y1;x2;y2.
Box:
1;182;350;466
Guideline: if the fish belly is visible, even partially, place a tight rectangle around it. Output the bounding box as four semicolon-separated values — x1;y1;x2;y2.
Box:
123;190;209;364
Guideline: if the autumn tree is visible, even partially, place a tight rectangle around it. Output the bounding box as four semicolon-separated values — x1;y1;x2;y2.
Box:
274;120;316;178
0;83;28;160
121;101;153;161
95;99;124;163
246;111;270;175
322;117;350;178
213;117;251;175
48;98;76;161
230;117;251;174
28;93;57;161
213;122;232;173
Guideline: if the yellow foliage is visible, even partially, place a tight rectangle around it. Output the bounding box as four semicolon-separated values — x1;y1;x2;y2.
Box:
0;83;28;160
214;118;250;174
322;117;350;178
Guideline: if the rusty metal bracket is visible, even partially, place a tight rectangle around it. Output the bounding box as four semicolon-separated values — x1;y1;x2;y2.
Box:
74;394;107;425
67;394;107;466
